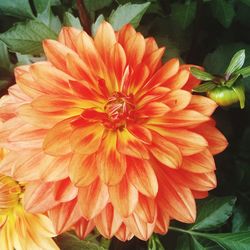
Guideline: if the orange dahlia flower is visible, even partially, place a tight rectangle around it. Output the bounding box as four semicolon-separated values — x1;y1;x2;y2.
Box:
0;22;228;241
0;170;58;249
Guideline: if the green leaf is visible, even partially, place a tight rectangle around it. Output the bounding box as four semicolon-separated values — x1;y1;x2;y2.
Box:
84;0;113;11
235;66;250;78
64;12;82;30
210;0;235;28
225;49;245;76
92;14;105;36
0;0;34;19
240;0;250;7
192;82;217;93
0;20;57;55
54;232;108;250
171;2;197;29
225;74;241;87
205;232;250;250
172;228;250;250
37;0;61;33
109;2;150;31
176;235;192;250
232;83;245;109
198;239;221;250
190;196;237;231
190;236;206;250
148;234;164;250
177;235;206;250
33;0;61;13
190;67;214;81
232;205;250;232
0;41;11;71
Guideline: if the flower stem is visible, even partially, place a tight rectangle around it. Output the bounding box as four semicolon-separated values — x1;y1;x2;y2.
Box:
168;226;207;238
76;0;91;35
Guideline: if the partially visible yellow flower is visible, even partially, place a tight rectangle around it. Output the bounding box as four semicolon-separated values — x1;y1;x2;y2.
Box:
0;168;58;250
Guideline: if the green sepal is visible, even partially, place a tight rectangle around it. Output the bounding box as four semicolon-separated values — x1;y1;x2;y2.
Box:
232;83;245;109
225;73;241;87
225;49;245;77
235;66;250;78
192;82;217;93
190;67;215;81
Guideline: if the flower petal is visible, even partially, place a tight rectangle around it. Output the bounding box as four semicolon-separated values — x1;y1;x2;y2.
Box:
74;218;95;240
123;32;145;69
171;170;217;191
127;63;150;95
149;127;208;156
68;80;102;101
78;178;109;219
31;95;86;112
135;102;170;118
117;24;136;46
66;52;97;85
134;194;156;223
58;27;82;52
8;123;46;143
181;149;215;173
70;122;105;155
43;119;74;156
94;203;122;238
144;58;179;90
117;129;149;159
154;207;169;235
109;176;138;218
96;131;126;185
192;190;208;199
108;43;127;89
151;110;210;128
15;66;45;98
195;123;228;155
188;95;217;116
157;169;196;223
150;132;182;169
143;47;165;75
53;178;78;202
18;104;77;129
43;39;76;72
48;198;81;234
127;123;152;144
14;151;70;182
94;21;117;63
164;68;190;89
124;212;156;241
76;31;106;77
164;89;192;112
69;153;98;187
115;223;134;242
30;62;73;95
144;37;159;56
24;181;59;213
182;65;202;91
127;157;158;198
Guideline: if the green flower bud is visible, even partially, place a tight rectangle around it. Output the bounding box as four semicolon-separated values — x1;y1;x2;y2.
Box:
207;82;245;108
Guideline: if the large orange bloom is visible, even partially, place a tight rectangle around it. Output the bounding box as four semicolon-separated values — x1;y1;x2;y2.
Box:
0;22;228;240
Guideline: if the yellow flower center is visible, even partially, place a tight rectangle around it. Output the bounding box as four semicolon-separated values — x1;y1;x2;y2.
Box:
104;92;135;129
0;175;22;215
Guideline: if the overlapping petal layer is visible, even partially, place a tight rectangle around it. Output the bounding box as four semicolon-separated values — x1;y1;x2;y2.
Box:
0;22;228;241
